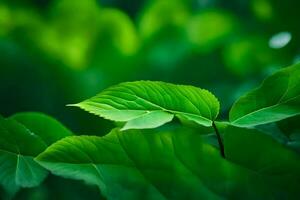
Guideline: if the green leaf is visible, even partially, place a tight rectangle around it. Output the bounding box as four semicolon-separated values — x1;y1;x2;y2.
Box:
35;128;222;199
10;112;73;145
70;81;220;128
277;116;300;154
0;112;72;197
277;115;300;137
224;126;300;172
223;126;300;198
36;127;300;199
229;63;300;127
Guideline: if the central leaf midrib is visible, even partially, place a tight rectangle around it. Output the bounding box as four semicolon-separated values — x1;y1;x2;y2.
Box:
0;148;36;157
115;133;169;200
169;136;223;199
13;120;49;148
85;101;211;123
88;95;211;120
96;89;208;118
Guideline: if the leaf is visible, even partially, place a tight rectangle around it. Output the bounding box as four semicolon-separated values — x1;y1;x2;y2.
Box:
10;112;73;145
0;112;72;197
121;111;173;131
277;116;300;154
224;126;300;172
286;133;300;155
277;115;300;137
70;81;220;129
229;63;300;127
35;128;222;200
247;117;300;155
36;127;300;199
223;126;300;198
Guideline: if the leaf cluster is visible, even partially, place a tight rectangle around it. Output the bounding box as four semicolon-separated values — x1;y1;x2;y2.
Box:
1;63;300;199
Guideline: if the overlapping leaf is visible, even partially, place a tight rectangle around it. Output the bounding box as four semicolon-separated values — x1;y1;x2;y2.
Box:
70;81;220;129
230;63;300;127
0;112;72;197
36;127;300;199
277;116;300;154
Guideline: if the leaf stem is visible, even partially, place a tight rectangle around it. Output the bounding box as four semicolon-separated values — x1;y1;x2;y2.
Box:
212;122;225;158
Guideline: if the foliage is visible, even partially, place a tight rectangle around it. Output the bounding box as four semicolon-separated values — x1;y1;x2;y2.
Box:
1;0;300;199
0;113;72;199
1;64;300;199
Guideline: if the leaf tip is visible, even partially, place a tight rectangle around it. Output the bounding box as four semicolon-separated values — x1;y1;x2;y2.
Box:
66;103;80;107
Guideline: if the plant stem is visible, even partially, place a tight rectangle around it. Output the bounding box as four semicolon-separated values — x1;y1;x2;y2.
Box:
212;122;225;158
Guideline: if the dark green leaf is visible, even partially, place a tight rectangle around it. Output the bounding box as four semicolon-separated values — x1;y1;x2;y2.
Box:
277;115;300;137
10;112;73;145
0;112;72;197
37;127;300;199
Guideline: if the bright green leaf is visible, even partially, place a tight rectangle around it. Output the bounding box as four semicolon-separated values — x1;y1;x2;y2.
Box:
121;111;173;131
70;81;220;128
229;63;300;127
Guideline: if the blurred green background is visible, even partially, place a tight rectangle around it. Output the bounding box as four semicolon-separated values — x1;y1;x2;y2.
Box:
0;0;299;199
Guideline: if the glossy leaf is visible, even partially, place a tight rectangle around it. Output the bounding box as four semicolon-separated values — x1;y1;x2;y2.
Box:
37;127;300;199
0;112;72;197
70;81;220;128
230;63;300;127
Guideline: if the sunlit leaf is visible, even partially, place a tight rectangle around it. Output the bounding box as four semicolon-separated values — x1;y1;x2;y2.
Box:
70;81;220;128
